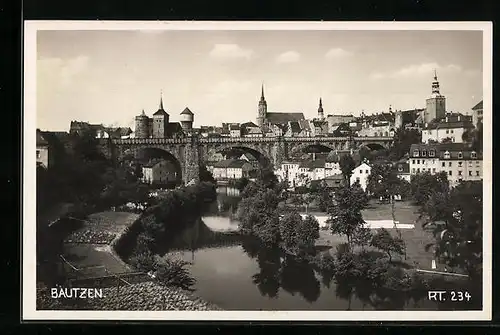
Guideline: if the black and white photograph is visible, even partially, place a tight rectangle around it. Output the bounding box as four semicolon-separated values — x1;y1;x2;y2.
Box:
23;21;492;321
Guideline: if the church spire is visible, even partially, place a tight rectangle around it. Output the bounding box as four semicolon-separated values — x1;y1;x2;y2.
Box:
159;90;164;110
431;70;441;96
260;83;265;101
318;97;324;120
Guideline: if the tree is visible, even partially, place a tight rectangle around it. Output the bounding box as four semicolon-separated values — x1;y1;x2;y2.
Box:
296;215;320;254
279;211;301;251
421;181;482;278
257;161;278;190
351;226;372;251
327;183;368;246
390;128;422;160
410;171;449;206
366;163;400;201
234;177;250;191
339;154;356;184
370;228;405;262
441;137;453;144
199;164;216;184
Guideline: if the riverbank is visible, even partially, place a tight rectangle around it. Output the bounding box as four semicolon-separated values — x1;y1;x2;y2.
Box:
37;208;221;311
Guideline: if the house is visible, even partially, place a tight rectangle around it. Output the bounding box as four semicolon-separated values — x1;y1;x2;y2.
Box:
212;159;256;180
319;174;346;191
229;124;242;138
239;153;259;168
350;162;371;191
285;121;302;137
142;159;178;185
311;120;330;137
298;120;312;137
409;143;482;187
421;114;474;144
243;127;263;137
36;129;50;168
471;100;483;128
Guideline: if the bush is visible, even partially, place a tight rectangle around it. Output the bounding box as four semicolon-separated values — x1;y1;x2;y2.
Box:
155;259;196;291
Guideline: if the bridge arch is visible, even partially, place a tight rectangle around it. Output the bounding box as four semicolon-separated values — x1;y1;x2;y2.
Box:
205;143;273;167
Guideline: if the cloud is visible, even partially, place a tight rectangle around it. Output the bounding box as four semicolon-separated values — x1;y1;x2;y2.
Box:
275;51;301;64
208;44;254;60
38;55;90;87
370;62;465;80
325;48;352;59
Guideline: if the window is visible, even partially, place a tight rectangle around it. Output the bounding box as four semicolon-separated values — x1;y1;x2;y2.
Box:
446;130;449;134
476;161;480;166
413;150;419;157
449;162;452;167
450;129;454;134
398;166;403;172
449;171;452;176
469;171;472;176
429;130;433;135
429;150;435;157
417;160;420;164
365;170;369;174
356;177;360;182
412;159;415;164
458;161;463;167
458;171;462;176
476;171;480;177
457;152;463;159
428;168;431;172
442;162;445;167
417;168;420;173
444;151;450;159
422;150;427;157
432;168;436;173
471;151;477;159
412;168;416;173
36;150;40;159
468;161;473;167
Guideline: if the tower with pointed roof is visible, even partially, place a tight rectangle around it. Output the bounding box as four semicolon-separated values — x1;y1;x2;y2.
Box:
317;98;324;120
424;70;446;123
152;92;170;138
257;84;268;128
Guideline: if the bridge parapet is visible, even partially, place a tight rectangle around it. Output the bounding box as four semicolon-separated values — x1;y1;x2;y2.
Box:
110;138;191;145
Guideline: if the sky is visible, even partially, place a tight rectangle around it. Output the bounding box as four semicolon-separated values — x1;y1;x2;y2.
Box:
36;29;483;131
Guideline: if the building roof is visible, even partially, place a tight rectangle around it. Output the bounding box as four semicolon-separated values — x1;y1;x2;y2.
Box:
266;112;305;124
153;109;168;116
423;120;474;130
410;143;482;160
298;120;311;132
241;121;258;128
229;124;240;131
180;107;193;115
245;127;263;135
166;122;184;135
213;159;251;169
299;159;326;170
288;121;302;133
472;100;483;110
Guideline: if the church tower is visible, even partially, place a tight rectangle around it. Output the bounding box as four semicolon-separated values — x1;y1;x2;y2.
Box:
152;92;169;138
257;84;267;128
317;98;324;120
424;70;446;123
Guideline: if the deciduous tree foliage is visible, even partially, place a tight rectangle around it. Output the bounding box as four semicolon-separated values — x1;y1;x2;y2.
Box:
421;181;482;278
389;128;422;160
339;154;356;183
327;184;368;246
370;228;405;262
410;171;449;206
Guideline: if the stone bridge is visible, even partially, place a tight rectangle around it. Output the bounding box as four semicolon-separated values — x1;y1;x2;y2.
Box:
98;136;393;183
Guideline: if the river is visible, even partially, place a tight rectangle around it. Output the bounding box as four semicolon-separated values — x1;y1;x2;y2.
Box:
163;186;470;311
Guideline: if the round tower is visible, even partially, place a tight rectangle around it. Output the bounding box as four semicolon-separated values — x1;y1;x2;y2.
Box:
180;107;194;130
135;109;149;138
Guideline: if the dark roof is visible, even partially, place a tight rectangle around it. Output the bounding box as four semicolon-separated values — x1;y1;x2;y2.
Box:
153;109;168;116
36;130;48;146
166;122;184;135
106;127;133;137
472;100;483;110
410;143;482;160
298;120;311;131
241;121;258;128
423;120;474;130
180;107;193;115
299;159;326;169
266;112;305;124
213;159;251;169
229;124;240;131
289;121;302;133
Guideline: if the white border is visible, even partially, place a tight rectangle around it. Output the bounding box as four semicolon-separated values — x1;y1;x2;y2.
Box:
23;21;493;321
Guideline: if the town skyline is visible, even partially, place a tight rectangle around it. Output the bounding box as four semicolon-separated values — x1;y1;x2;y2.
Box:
37;29;483;131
